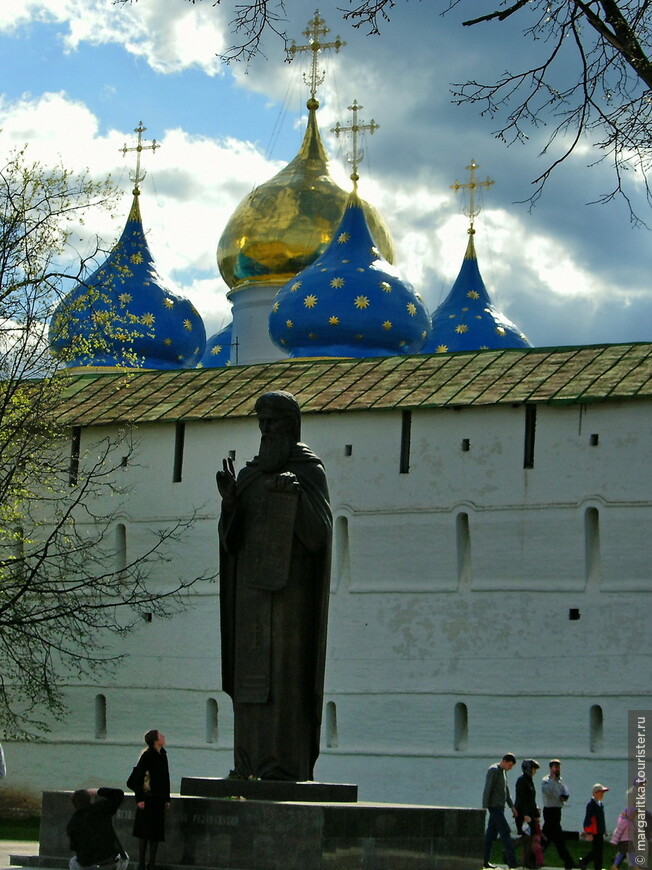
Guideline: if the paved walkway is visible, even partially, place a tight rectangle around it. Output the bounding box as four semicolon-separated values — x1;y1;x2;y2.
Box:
0;842;40;870
1;840;573;870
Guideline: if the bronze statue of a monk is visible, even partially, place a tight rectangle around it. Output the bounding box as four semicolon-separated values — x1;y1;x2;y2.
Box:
216;391;332;781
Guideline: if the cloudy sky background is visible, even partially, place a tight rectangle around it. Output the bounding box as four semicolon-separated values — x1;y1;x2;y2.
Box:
2;0;651;348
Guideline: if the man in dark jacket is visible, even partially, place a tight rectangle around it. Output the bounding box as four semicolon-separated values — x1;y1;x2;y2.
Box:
482;753;519;869
579;783;609;870
67;787;125;870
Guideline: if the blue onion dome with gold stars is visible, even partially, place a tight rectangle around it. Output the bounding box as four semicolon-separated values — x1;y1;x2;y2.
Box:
198;321;232;368
50;194;206;370
421;230;531;354
216;99;395;292
268;191;430;358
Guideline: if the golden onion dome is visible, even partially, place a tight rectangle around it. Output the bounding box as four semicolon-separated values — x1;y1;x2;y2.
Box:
217;100;395;291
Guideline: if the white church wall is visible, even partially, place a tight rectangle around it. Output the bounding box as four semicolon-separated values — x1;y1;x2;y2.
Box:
3;395;650;812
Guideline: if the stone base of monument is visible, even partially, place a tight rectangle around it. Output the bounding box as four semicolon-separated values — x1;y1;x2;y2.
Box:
12;788;484;870
179;777;358;803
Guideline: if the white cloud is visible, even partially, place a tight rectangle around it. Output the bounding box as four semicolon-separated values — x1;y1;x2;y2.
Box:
0;0;228;75
0;91;285;333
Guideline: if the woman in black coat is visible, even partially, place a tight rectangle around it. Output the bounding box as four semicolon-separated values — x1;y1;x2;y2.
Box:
129;730;171;870
515;759;542;869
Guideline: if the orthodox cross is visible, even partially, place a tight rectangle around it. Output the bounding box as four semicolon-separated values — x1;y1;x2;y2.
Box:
120;122;159;195
331;99;379;187
288;10;346;106
450;159;494;233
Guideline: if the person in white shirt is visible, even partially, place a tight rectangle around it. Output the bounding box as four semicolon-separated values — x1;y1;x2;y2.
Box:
541;759;575;869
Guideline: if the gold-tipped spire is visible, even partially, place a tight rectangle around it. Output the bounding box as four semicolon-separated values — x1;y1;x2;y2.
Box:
120;122;159;196
450;159;494;237
288;10;346;109
332;99;379;189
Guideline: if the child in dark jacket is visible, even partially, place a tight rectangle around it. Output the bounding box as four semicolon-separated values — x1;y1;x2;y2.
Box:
580;784;609;870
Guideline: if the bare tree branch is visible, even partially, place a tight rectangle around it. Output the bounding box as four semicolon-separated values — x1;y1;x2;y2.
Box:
0;151;213;737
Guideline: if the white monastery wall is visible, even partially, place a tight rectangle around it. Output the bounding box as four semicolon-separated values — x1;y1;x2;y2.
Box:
3;398;650;817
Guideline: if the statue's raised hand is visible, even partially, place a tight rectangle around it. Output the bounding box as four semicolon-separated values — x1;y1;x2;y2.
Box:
216;457;237;502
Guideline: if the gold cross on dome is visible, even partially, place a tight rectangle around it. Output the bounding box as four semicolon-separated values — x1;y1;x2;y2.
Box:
451;159;494;232
120;122;159;195
331;99;379;186
288;10;346;106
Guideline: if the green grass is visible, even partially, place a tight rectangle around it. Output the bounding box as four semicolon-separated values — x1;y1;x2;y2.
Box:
0;816;40;841
491;835;617;868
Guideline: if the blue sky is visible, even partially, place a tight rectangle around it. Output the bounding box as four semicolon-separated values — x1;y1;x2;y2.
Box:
1;0;651;347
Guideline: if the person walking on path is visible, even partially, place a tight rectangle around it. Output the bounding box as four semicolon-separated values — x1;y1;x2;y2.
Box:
541;759;575;869
580;783;609;870
128;730;170;870
515;759;543;868
482;752;519;870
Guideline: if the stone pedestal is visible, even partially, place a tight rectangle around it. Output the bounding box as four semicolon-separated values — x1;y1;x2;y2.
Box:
180;778;357;803
13;789;484;870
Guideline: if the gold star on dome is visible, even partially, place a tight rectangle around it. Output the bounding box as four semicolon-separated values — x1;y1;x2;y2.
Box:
273;302;280;312
421;330;427;339
380;281;392;293
354;295;369;309
356;267;365;273
496;326;506;336
183;319;193;331
455;323;469;334
130;252;144;265
355;334;364;340
163;298;174;309
163;338;172;346
286;319;294;328
436;345;448;353
480;344;489;349
467;290;480;300
406;302;417;316
308;332;317;339
462;307;469;312
290;281;302;292
449;313;456;319
304;294;318;308
142;313;155;326
338;232;350;243
329;315;339;325
321;268;328;272
398;340;406;347
342;259;349;264
331;277;345;288
382;321;392;330
118;293;132;306
210;345;223;355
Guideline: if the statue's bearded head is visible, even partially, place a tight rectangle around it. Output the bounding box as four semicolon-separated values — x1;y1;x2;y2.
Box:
255;391;301;473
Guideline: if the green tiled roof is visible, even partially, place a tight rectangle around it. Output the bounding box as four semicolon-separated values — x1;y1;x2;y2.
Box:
55;343;652;427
